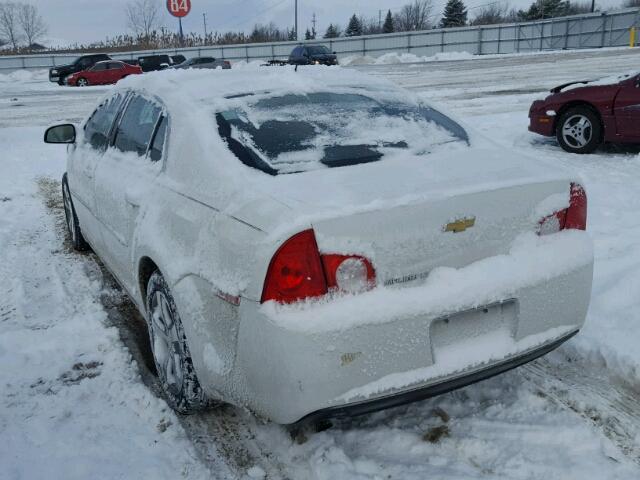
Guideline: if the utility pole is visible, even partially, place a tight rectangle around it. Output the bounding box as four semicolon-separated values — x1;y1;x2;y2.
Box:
312;12;317;38
590;0;595;12
294;0;298;41
203;13;208;39
379;10;382;31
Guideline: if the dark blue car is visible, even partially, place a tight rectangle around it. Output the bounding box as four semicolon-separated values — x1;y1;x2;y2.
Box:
289;45;338;66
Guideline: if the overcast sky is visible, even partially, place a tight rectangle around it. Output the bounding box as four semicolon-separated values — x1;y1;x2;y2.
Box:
28;0;621;46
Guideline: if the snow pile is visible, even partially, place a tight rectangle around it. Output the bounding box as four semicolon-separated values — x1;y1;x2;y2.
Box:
0;126;209;479
230;59;269;70
341;51;474;66
0;69;48;83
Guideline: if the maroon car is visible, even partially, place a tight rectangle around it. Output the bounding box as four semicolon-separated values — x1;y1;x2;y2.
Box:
67;60;142;87
529;72;640;154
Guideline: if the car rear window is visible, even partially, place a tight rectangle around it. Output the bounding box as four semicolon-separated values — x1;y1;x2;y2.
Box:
216;92;468;175
307;46;331;55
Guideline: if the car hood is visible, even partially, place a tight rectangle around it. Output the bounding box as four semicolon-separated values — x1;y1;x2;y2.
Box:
51;63;74;70
550;71;637;93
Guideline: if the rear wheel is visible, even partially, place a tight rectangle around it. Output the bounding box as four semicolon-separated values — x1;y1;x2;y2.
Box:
556;106;602;154
76;77;89;87
62;174;90;251
146;271;207;414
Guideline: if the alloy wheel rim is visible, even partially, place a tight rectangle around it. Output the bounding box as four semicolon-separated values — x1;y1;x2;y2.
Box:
149;291;184;392
562;114;593;149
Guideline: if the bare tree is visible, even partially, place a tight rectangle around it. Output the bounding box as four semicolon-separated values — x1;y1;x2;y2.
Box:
0;2;21;50
18;3;47;49
126;0;159;39
394;0;434;32
470;2;510;25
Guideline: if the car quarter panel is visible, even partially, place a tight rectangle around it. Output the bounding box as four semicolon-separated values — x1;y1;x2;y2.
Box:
133;184;269;392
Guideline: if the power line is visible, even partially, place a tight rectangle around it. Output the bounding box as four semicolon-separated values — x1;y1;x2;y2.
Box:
222;0;290;30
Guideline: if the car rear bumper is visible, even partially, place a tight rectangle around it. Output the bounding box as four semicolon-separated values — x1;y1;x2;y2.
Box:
194;252;593;424
300;328;578;423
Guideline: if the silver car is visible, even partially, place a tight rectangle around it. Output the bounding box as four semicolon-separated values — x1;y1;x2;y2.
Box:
44;68;593;424
172;56;231;70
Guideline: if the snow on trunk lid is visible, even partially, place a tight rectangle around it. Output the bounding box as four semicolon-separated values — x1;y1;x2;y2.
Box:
312;180;571;289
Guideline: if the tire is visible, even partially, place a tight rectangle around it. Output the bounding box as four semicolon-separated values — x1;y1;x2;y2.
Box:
62;174;90;251
146;271;207;414
556;106;602;154
77;77;89;87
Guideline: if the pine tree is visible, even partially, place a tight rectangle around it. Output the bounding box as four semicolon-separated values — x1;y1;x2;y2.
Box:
345;14;363;37
311;26;316;39
305;28;312;40
517;0;571;20
383;10;394;33
323;23;340;39
440;0;468;28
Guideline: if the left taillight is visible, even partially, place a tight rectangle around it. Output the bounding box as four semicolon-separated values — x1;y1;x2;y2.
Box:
538;183;587;236
261;230;376;304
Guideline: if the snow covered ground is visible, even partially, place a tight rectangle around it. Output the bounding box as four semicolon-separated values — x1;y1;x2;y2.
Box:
1;47;640;479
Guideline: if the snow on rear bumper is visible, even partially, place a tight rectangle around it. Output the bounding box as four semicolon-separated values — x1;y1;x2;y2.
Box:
232;231;593;423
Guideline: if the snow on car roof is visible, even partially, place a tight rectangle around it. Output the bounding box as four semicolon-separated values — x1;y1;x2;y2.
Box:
113;65;402;106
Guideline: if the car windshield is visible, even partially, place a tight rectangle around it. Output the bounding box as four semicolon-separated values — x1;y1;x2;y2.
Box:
308;46;330;55
216;92;468;175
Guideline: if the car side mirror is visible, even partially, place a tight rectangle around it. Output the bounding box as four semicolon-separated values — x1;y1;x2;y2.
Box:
44;124;76;144
333;51;337;55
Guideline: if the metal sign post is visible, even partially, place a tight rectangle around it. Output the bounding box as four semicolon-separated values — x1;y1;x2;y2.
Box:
167;0;192;47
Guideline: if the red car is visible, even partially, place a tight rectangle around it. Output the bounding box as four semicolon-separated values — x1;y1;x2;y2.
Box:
529;72;640;154
67;60;142;87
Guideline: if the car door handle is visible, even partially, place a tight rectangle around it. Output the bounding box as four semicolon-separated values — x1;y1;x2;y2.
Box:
125;190;141;207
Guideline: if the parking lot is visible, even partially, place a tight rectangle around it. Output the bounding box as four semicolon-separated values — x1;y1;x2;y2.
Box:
1;47;640;479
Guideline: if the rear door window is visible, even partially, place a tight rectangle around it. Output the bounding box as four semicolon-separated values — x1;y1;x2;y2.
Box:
84;94;127;151
149;116;168;162
114;96;162;157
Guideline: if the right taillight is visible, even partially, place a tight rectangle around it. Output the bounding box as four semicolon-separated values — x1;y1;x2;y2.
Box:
261;230;376;304
538;183;587;236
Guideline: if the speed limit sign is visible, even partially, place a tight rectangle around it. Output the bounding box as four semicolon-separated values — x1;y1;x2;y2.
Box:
167;0;191;18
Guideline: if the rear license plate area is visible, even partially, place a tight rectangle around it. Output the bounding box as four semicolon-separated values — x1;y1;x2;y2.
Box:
430;301;518;363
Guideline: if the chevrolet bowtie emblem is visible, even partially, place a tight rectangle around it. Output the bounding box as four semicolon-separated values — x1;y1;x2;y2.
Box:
444;217;476;233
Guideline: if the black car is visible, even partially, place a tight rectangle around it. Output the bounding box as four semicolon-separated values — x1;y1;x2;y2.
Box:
288;45;338;66
49;54;111;85
138;54;173;72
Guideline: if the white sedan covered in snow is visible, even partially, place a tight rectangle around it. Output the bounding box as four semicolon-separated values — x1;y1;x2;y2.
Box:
44;67;593;424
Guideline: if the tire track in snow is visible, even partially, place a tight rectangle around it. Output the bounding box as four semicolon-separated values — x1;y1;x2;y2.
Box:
38;176;290;480
521;355;640;465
